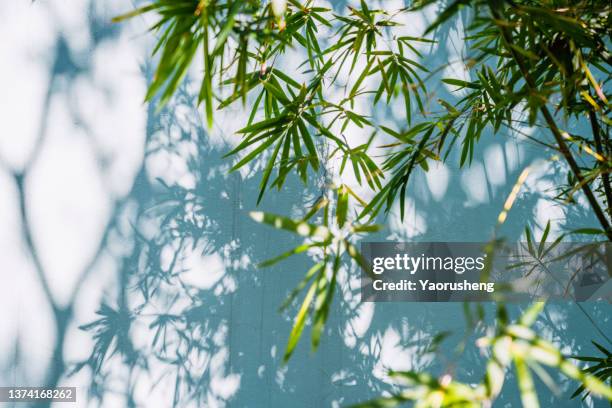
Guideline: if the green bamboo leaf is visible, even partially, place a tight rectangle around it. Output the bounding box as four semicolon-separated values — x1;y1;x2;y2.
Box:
570;384;586;399
257;138;284;204
485;360;505;398
237;116;287;134
283;278;318;362
350;59;375;99
538;221;551;257
199;22;214;129
559;359;612;400
442;78;480;89
250;212;331;240
591;341;611;357
397;35;436;44
297;119;319;171
262;81;291;105
212;1;241;55
515;357;540;408
519;302;544;327
112;4;158;23
540;233;565;258
525;226;535;255
279;261;326;312
571;356;605;363
259;242;313;267
336;185;349;228
271;69;301;89
571;228;606;235
224;129;277;158
345;240;371;277
311;252;340;349
380;126;401;139
230;133;281;172
351;224;381;233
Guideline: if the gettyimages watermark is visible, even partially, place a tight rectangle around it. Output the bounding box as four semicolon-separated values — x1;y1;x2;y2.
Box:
360;242;612;302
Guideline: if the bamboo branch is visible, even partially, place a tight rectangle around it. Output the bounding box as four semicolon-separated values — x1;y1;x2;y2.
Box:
489;2;612;241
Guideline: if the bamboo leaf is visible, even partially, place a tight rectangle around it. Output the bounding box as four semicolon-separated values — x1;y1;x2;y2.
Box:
249;212;331;241
336;185;349;228
283;278;318;362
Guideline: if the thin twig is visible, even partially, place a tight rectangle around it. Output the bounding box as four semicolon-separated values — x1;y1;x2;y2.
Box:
588;110;612;215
